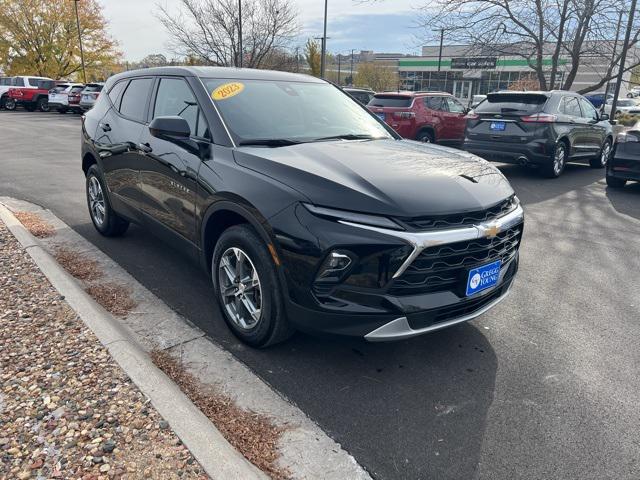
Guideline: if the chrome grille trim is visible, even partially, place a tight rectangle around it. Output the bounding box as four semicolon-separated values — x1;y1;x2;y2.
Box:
339;204;524;279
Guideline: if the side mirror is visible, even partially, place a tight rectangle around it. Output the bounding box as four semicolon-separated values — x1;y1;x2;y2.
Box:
600;113;610;121
149;116;190;139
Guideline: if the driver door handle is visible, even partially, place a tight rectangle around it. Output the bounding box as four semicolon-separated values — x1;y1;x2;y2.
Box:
99;122;111;132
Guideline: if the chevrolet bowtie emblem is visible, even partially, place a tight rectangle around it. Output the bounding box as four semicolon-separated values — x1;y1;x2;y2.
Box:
484;225;501;238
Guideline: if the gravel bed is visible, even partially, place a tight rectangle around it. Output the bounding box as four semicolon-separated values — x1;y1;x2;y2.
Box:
0;220;208;480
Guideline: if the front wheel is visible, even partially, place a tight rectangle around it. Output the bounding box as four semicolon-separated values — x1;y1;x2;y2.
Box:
212;225;294;348
542;142;567;178
86;165;129;237
4;98;16;111
590;139;611;168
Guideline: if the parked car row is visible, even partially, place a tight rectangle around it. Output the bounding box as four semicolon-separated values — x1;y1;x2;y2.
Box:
367;89;616;178
0;75;104;113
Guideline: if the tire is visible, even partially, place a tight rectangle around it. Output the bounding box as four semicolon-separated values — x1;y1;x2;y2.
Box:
416;129;435;143
606;175;626;188
542;141;568;178
37;97;49;112
590;139;611;168
212;224;294;348
4;98;16;111
58;107;68;114
86;164;129;237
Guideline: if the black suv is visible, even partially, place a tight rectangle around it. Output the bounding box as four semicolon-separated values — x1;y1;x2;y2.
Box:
464;91;614;178
81;67;524;347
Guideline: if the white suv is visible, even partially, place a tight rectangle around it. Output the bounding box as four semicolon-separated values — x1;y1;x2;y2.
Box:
48;83;85;113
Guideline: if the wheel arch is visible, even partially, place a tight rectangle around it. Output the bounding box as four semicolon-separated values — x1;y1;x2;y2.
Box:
416;125;436;141
200;200;277;274
82;152;98;176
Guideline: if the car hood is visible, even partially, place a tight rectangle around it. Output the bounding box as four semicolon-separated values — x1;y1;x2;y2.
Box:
233;139;514;218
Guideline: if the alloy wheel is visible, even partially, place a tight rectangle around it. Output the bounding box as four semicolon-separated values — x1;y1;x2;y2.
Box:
600;141;611;167
88;176;106;227
553;144;566;175
218;247;262;331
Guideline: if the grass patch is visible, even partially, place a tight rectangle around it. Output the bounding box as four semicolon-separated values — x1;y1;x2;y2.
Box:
54;246;103;281
85;282;137;317
14;211;55;238
151;350;289;480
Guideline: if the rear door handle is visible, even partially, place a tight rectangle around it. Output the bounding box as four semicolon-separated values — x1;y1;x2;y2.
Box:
99;123;111;132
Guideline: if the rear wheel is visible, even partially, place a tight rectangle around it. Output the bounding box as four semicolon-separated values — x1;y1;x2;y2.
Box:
542;142;567;178
86;165;129;237
212;225;294;348
58;107;68;114
606;175;626;188
4;99;16;111
590;139;611;168
416;129;435;143
37;97;49;112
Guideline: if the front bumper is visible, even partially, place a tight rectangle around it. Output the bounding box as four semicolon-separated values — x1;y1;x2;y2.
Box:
274;203;524;340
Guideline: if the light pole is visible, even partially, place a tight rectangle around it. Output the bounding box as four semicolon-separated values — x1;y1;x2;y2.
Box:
350;49;355;85
337;54;341;85
610;0;637;120
604;10;624;98
238;0;243;67
320;0;328;77
437;28;444;72
73;0;87;83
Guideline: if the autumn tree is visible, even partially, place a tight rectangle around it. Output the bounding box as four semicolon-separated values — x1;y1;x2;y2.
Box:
0;0;120;80
305;39;321;76
157;0;299;69
355;62;398;91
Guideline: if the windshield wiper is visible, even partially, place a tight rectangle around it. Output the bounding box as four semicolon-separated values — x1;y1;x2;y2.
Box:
311;134;385;142
238;138;303;147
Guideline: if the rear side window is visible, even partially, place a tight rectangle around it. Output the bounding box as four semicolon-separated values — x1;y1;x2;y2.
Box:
28;77;43;87
153;77;209;139
424;97;445;111
108;81;127;106
369;95;413;108
560;97;582;117
475;93;547;115
119;78;153;122
37;80;56;90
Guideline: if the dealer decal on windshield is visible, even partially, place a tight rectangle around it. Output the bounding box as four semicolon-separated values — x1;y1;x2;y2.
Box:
211;82;245;100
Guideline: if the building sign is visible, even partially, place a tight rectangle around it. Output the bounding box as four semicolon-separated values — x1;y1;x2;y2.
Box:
451;57;497;70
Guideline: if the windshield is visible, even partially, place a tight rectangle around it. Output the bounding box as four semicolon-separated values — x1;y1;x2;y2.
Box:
476;94;547;114
369;95;413;108
203;78;391;145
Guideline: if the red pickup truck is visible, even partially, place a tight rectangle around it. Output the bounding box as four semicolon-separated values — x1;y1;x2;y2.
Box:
5;78;55;112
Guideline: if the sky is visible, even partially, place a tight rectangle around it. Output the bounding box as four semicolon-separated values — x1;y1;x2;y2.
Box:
100;0;425;61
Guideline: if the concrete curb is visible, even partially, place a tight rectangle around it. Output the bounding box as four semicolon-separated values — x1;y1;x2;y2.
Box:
0;203;267;480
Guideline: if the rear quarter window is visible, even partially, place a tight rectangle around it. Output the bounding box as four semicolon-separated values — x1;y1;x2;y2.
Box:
475;94;548;115
369;96;413;108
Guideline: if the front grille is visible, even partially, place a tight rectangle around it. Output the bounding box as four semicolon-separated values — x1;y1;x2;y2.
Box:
398;197;515;231
389;223;523;296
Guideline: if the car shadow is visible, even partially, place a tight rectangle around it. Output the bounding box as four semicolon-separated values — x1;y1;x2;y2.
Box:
74;220;499;480
605;182;640;221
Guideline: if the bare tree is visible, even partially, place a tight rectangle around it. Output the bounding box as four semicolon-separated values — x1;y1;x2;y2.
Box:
156;0;299;69
416;0;640;93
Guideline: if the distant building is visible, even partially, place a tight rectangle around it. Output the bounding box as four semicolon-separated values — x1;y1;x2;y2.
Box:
397;42;639;103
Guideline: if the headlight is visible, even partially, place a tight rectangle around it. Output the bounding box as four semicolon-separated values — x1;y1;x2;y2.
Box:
303;203;403;231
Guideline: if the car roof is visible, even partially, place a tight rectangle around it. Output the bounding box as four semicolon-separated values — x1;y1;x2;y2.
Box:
107;66;325;86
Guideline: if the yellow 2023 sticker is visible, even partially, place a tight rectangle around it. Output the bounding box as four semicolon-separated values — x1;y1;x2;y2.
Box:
212;82;245;100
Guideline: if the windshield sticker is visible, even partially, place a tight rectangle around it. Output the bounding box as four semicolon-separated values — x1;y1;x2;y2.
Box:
212;82;245;100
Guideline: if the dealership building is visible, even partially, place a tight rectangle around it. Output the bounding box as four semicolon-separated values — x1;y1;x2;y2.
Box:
396;43;639;104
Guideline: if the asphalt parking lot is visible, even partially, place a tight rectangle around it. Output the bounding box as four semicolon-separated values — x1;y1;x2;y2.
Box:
2;110;640;480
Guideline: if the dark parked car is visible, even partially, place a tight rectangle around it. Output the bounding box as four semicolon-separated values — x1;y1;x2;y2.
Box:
81;67;524;347
79;83;105;111
607;127;640;188
343;87;375;105
368;91;468;144
464;91;614;178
